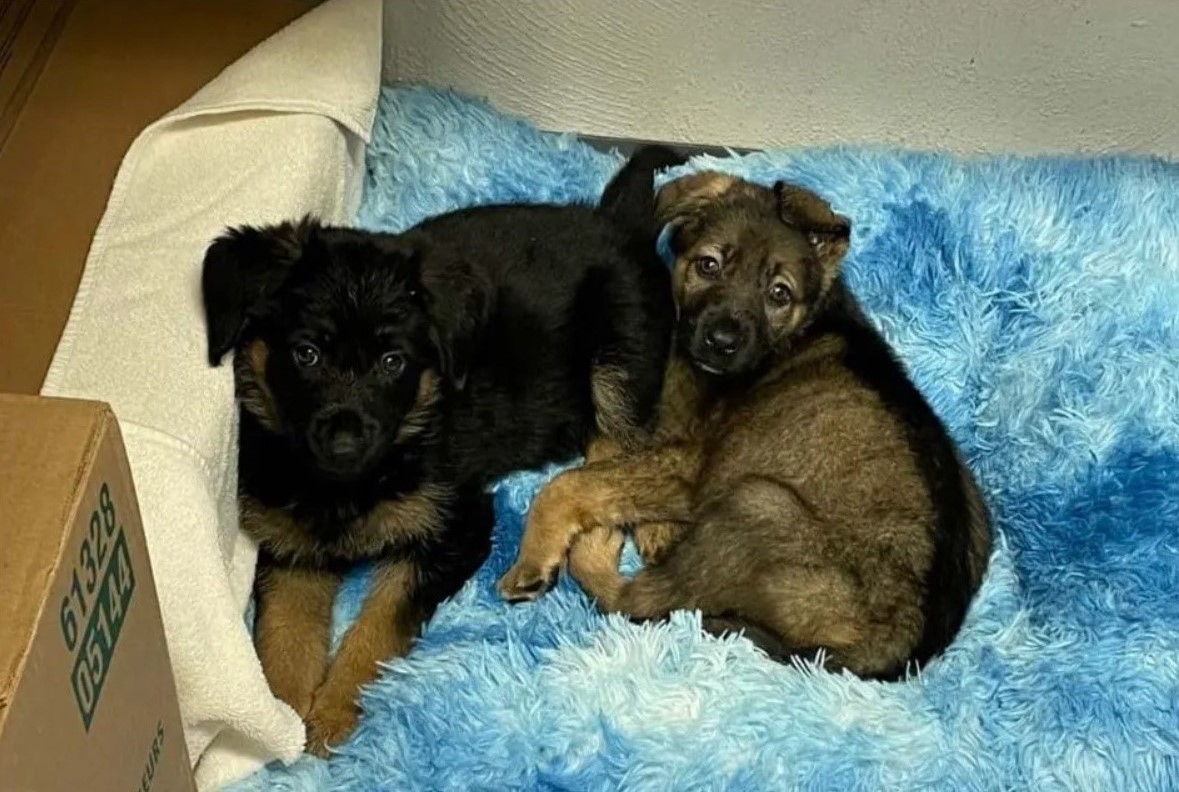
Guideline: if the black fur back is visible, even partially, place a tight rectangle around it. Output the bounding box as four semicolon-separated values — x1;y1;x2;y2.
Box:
815;283;991;674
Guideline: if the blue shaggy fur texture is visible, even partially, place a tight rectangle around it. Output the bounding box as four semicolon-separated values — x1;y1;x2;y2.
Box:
231;87;1179;791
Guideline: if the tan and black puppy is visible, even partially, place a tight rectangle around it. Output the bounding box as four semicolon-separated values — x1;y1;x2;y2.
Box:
203;147;681;754
498;172;992;680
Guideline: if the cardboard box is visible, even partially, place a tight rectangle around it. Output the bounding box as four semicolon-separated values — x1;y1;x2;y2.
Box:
0;395;195;792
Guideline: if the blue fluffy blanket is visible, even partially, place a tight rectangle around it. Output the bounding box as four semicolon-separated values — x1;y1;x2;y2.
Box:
232;87;1179;792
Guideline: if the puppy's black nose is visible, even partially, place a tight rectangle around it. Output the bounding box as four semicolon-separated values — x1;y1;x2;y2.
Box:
703;318;743;356
311;408;372;464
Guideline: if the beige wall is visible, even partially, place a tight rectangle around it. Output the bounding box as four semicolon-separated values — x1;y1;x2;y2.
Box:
385;0;1179;155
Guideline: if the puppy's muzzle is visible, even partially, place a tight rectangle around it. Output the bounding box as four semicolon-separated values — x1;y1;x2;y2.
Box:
702;316;744;357
308;406;381;474
690;310;756;374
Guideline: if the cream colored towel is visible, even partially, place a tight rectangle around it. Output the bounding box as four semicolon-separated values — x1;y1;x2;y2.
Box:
41;0;383;787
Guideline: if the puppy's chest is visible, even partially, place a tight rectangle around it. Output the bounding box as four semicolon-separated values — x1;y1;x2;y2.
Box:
707;366;906;479
240;480;452;565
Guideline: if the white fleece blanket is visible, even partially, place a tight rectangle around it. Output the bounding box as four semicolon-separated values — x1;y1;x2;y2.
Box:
40;0;382;787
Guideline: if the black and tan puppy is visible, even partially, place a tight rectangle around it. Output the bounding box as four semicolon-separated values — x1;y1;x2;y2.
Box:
201;147;681;754
499;172;992;680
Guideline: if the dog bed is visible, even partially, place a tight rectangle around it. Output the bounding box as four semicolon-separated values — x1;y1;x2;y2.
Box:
231;86;1179;792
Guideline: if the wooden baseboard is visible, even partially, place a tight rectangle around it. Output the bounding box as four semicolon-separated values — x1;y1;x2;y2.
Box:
0;0;75;152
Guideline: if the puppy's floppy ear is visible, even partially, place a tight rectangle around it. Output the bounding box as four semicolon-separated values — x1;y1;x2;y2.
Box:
419;256;491;392
201;217;317;366
655;171;764;250
774;181;851;281
655;171;739;227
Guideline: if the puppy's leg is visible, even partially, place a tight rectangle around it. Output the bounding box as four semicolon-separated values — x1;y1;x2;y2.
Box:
254;561;340;719
306;488;491;756
586;433;688;564
714;571;869;674
584;434;625;464
585;421;688;563
587;260;674;450
590;364;645;452
566;526;627;607
698;616;812;662
572;521;863;669
571;525;863;671
631;521;686;564
571;476;871;668
567;526;683;617
497;444;699;602
305;560;426;756
683;476;896;675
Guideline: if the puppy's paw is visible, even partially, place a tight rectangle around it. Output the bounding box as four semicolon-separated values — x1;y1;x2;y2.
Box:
633;522;683;565
275;686;315;722
497;561;559;603
584;435;624;464
568;527;625;576
305;690;360;758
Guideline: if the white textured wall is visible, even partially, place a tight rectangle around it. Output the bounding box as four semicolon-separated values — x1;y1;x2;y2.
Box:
385;0;1179;155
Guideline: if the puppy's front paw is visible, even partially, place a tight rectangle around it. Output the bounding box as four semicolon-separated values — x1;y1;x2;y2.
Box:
275;685;315;722
498;472;590;603
497;561;559;603
633;522;684;565
305;689;360;758
568;526;625;576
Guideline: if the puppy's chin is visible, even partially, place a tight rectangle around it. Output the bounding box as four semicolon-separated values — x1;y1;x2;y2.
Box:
310;456;375;482
678;330;765;380
687;352;762;379
306;442;386;482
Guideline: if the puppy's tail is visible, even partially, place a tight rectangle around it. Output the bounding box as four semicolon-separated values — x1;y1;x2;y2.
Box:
598;144;687;238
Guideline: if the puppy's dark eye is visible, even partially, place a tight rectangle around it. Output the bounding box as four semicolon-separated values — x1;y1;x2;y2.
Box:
694;255;721;278
292;342;321;368
380;351;407;376
767;282;793;306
